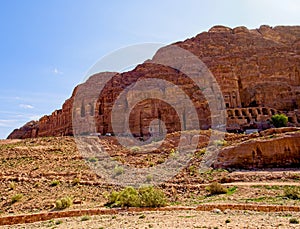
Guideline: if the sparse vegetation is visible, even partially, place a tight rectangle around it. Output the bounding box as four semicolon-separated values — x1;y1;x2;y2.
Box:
188;165;198;176
105;186;167;208
227;186;237;195
271;114;288;128
206;182;227;195
284;186;300;200
170;148;179;158
11;193;23;203
113;165;124;176
139;214;146;219
130;146;141;153
81;215;91;221
55;196;73;210
33;182;41;188
88;157;98;163
289;218;299;224
9;181;16;190
50;180;60;187
55;220;63;225
213;140;227;147
195;148;206;158
72;177;81;186
146;174;153;182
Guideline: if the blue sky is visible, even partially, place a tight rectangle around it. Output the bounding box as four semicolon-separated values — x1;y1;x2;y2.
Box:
0;0;300;139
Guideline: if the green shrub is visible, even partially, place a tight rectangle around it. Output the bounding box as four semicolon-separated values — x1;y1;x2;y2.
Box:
50;180;60;187
284;186;300;200
146;174;153;182
130;146;141;153
81;215;91;221
106;186;140;207
227;186;237;195
55;196;73;210
105;186;167;208
88;157;97;163
139;214;146;219
11;193;23;203
170;149;179;158
188;165;198;176
289;218;299;224
271;114;288;128
55;220;63;225
213;140;227;147
206;182;227;195
71;177;81;186
9;182;16;190
113;165;124;177
138;186;167;207
34;182;41;188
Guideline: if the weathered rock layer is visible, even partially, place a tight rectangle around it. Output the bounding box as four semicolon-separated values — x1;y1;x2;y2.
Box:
213;130;300;169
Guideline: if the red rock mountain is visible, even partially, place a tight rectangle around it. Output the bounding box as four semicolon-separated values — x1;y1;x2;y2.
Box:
8;25;300;139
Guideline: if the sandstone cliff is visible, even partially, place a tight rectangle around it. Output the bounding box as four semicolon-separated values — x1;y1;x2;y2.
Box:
8;25;300;139
213;129;300;169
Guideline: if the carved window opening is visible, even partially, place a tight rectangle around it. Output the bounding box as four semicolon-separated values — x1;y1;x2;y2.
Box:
99;101;103;115
227;110;233;117
234;110;240;117
257;108;261;115
89;103;94;116
80;102;85;118
249;109;253;116
242;109;247;116
182;110;186;131
270;109;276;115
262;108;268;115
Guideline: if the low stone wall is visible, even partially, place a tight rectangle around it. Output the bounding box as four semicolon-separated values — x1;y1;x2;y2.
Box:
1;204;300;226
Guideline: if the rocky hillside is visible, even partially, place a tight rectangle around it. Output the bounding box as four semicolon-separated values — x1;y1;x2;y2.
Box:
8;25;300;139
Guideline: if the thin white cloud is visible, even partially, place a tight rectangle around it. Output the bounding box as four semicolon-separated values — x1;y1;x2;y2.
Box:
0;119;18;127
53;67;63;75
19;104;34;109
29;115;41;121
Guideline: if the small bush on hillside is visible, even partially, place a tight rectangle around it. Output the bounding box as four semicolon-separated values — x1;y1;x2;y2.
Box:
88;157;97;163
289;218;299;224
71;177;81;186
113;165;124;177
213;140;227;147
55;196;73;210
206;182;227;195
81;215;91;221
188;165;198;176
11;193;23;203
284;186;300;200
106;186;140;208
138;186;167;207
9;182;16;190
271;114;288;128
130;146;141;153
105;186;167;208
50;180;60;187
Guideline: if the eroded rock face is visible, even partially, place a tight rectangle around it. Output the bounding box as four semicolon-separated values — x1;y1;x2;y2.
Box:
213;131;300;169
7;25;300;139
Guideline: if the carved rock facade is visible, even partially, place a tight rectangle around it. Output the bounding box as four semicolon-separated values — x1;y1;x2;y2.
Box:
8;25;300;139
